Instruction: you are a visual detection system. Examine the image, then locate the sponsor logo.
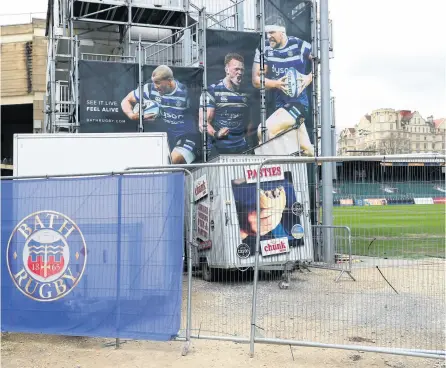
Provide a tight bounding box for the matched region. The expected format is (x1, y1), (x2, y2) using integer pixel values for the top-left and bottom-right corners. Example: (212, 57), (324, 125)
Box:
(220, 96), (228, 102)
(236, 243), (251, 259)
(6, 211), (87, 302)
(161, 111), (184, 120)
(292, 202), (303, 216)
(291, 224), (304, 239)
(272, 65), (290, 77)
(194, 175), (208, 202)
(364, 198), (387, 206)
(340, 198), (354, 206)
(244, 165), (285, 184)
(260, 237), (290, 257)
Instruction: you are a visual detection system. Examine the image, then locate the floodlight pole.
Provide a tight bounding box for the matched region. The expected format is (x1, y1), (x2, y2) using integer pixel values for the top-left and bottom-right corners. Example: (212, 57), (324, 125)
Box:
(320, 0), (334, 263)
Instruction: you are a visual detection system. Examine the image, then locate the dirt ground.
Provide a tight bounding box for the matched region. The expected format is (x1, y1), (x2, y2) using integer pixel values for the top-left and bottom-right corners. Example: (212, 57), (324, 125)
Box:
(2, 259), (444, 368)
(1, 333), (445, 368)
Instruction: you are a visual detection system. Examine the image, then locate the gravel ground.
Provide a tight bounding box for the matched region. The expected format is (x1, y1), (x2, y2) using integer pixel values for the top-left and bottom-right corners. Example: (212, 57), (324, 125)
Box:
(2, 333), (445, 368)
(2, 257), (444, 367)
(183, 257), (445, 352)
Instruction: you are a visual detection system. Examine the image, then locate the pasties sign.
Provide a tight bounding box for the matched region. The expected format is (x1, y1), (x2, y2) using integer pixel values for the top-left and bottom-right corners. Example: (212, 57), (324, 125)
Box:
(244, 165), (285, 184)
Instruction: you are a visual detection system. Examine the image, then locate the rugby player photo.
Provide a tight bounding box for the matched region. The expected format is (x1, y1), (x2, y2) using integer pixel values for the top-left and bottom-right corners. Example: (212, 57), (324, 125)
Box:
(121, 65), (201, 164)
(252, 14), (315, 156)
(199, 53), (254, 157)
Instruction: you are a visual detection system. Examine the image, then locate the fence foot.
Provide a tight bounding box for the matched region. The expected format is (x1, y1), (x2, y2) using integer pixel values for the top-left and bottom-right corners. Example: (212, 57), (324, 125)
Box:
(115, 338), (120, 349)
(334, 270), (356, 282)
(181, 340), (191, 356)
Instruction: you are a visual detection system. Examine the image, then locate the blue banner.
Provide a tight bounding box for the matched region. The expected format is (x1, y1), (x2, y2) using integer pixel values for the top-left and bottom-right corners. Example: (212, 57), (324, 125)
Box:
(1, 173), (185, 341)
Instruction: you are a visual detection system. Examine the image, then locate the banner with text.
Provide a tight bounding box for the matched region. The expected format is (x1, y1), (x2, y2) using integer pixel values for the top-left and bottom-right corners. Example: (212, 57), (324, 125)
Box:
(79, 61), (203, 164)
(231, 169), (305, 257)
(1, 173), (185, 340)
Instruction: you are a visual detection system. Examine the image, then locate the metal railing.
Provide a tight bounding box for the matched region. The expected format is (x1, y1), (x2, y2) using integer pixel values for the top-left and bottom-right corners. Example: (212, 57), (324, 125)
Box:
(143, 22), (200, 66)
(81, 53), (137, 63)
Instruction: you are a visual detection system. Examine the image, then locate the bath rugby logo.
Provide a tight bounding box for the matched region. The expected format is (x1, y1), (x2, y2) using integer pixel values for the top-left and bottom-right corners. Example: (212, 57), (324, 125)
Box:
(6, 210), (87, 302)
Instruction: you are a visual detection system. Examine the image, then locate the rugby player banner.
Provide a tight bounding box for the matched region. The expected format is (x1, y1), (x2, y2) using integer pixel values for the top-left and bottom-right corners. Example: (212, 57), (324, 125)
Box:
(259, 0), (315, 157)
(79, 61), (203, 164)
(1, 173), (185, 341)
(231, 170), (305, 257)
(203, 0), (314, 158)
(203, 30), (261, 158)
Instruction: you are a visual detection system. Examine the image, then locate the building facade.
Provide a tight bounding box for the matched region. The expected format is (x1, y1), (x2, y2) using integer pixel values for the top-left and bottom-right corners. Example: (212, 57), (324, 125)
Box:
(1, 18), (48, 167)
(338, 108), (446, 156)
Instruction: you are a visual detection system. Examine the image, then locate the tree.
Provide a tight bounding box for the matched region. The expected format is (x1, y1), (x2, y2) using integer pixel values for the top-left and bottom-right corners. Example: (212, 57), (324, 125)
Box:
(377, 133), (411, 154)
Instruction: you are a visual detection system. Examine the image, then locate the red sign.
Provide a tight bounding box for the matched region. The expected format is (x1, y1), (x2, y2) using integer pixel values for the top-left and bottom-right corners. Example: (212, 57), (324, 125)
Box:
(195, 202), (210, 241)
(433, 197), (446, 204)
(244, 165), (285, 184)
(193, 174), (208, 202)
(260, 237), (290, 257)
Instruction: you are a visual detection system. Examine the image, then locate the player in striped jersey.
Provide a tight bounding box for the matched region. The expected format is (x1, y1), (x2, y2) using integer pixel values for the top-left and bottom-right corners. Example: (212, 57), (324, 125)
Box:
(121, 65), (200, 164)
(252, 15), (314, 156)
(199, 53), (254, 156)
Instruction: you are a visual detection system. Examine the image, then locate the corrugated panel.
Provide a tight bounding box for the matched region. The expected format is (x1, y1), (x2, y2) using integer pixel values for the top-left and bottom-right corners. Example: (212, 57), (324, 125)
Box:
(186, 155), (314, 270)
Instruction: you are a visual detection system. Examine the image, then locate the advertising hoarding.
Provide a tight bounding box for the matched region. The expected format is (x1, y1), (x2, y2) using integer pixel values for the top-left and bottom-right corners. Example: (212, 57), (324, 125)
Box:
(78, 0), (314, 163)
(79, 61), (203, 164)
(203, 30), (261, 159)
(231, 170), (305, 255)
(257, 0), (314, 156)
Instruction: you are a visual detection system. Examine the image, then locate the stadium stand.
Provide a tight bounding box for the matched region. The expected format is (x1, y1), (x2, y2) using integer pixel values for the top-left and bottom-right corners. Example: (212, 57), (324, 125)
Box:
(333, 181), (445, 206)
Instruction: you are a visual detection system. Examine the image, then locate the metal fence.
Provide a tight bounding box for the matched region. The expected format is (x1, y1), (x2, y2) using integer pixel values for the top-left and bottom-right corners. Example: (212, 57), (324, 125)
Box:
(2, 155), (445, 361)
(123, 154), (446, 360)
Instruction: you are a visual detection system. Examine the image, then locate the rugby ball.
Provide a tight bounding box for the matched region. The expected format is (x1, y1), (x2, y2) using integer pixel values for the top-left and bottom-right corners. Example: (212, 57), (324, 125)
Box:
(284, 67), (303, 98)
(133, 100), (160, 119)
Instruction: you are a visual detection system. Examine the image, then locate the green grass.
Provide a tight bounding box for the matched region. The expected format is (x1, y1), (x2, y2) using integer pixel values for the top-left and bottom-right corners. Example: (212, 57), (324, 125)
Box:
(331, 204), (445, 259)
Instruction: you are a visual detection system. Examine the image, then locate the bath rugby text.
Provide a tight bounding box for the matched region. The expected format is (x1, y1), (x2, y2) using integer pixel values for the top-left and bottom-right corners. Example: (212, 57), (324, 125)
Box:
(12, 214), (80, 300)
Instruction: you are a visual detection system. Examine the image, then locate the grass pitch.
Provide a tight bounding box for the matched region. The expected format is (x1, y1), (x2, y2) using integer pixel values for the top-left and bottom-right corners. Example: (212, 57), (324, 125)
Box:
(332, 204), (445, 258)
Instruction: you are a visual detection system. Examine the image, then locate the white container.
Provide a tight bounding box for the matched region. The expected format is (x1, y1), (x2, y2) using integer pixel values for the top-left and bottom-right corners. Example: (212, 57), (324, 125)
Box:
(186, 155), (313, 276)
(13, 132), (170, 176)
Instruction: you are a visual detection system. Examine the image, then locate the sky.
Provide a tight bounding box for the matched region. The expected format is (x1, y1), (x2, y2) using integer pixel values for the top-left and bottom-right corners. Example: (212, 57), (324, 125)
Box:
(1, 0), (445, 133)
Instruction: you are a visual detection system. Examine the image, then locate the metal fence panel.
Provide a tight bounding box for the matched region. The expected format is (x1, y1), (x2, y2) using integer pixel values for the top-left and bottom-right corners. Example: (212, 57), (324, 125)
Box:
(181, 156), (314, 341)
(252, 156), (445, 358)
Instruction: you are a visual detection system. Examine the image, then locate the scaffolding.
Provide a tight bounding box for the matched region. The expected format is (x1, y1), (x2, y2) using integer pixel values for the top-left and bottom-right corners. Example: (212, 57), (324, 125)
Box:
(44, 0), (334, 260)
(44, 0), (330, 133)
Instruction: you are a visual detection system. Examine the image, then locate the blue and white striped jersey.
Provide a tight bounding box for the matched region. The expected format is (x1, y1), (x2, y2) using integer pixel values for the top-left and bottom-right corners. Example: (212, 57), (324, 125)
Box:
(200, 79), (251, 151)
(254, 36), (312, 108)
(133, 80), (195, 142)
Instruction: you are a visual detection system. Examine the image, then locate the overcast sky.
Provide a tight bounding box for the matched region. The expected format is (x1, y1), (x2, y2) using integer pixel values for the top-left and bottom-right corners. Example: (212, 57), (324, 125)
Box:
(1, 0), (445, 132)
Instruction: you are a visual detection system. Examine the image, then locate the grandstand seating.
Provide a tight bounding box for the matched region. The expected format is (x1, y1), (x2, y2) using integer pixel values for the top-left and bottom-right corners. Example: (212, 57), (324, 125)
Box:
(332, 181), (445, 205)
